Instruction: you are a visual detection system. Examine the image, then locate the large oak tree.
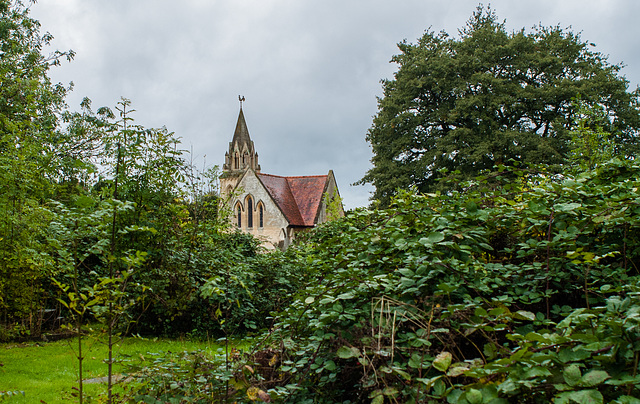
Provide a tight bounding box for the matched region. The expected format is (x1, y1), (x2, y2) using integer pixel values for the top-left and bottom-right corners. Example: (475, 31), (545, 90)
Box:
(360, 6), (640, 205)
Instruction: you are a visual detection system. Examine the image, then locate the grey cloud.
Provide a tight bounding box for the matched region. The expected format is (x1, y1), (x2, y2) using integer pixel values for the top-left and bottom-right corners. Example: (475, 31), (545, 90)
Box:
(31, 0), (640, 209)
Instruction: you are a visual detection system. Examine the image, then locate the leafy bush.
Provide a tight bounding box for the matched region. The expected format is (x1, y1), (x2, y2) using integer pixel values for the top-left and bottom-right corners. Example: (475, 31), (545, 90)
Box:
(208, 159), (640, 403)
(119, 350), (231, 403)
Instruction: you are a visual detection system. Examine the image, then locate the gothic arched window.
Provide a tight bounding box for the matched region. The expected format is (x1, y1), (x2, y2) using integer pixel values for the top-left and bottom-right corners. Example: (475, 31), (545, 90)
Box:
(259, 204), (264, 228)
(236, 204), (242, 228)
(247, 196), (253, 228)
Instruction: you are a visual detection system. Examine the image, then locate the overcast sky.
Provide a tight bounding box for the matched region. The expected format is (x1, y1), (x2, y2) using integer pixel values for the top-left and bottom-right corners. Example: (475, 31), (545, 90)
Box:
(31, 0), (640, 209)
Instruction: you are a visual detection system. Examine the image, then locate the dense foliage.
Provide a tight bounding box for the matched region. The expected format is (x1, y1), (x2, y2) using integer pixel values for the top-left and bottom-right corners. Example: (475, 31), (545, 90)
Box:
(128, 159), (640, 403)
(261, 160), (640, 403)
(0, 0), (298, 344)
(359, 6), (640, 206)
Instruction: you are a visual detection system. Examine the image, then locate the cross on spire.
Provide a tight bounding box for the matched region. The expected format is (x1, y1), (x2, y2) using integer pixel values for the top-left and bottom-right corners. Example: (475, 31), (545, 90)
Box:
(239, 95), (245, 109)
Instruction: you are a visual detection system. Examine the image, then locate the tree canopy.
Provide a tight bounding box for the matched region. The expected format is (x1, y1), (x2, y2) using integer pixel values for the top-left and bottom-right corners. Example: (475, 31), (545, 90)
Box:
(359, 6), (640, 205)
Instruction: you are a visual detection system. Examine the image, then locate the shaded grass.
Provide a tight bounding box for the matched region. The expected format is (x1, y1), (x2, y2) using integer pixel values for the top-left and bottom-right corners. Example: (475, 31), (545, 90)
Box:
(1, 333), (219, 403)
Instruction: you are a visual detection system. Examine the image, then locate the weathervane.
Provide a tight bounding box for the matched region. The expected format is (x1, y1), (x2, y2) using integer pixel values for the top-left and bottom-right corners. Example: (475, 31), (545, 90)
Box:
(239, 95), (245, 108)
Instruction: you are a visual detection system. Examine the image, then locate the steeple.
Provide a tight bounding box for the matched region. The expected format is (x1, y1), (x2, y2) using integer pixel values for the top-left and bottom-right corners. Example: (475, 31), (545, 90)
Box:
(223, 102), (260, 173)
(232, 108), (251, 149)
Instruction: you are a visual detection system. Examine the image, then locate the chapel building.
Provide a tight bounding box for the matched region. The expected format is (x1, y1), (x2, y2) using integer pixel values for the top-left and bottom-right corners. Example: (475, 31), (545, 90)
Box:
(220, 105), (343, 250)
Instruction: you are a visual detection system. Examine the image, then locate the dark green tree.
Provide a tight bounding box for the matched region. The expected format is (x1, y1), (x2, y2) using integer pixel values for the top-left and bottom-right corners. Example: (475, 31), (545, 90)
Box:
(0, 0), (75, 337)
(359, 6), (640, 205)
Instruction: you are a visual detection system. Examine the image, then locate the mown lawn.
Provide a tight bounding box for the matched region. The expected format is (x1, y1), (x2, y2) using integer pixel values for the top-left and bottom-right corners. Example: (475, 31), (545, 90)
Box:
(1, 333), (219, 403)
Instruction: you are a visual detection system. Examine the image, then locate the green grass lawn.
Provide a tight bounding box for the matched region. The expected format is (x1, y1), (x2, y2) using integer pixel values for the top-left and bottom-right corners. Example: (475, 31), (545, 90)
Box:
(1, 333), (220, 403)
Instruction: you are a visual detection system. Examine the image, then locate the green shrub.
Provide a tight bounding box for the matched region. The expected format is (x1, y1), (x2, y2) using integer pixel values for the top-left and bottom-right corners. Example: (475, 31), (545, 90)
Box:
(219, 159), (640, 403)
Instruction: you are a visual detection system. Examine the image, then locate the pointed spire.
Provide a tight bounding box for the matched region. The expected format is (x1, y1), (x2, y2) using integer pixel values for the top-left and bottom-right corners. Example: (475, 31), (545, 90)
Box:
(232, 107), (252, 148)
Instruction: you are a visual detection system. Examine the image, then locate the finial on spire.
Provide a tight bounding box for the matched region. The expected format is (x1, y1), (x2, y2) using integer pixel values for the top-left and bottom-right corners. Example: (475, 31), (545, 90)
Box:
(239, 95), (245, 109)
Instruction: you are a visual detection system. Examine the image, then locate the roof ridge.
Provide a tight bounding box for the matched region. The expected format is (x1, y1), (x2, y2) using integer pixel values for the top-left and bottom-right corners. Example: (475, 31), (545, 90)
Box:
(258, 173), (327, 179)
(257, 172), (285, 178)
(285, 174), (328, 179)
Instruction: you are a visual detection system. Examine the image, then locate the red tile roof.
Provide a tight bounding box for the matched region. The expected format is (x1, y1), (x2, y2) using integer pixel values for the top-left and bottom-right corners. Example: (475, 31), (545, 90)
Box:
(257, 173), (328, 227)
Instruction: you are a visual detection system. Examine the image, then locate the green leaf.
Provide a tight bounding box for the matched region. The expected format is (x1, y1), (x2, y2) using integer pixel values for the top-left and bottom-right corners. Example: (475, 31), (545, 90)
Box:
(558, 348), (591, 363)
(514, 310), (535, 321)
(369, 389), (383, 398)
(336, 346), (360, 359)
(393, 368), (411, 381)
(563, 364), (582, 387)
(304, 296), (315, 304)
(524, 366), (552, 379)
(498, 378), (518, 394)
(615, 396), (640, 404)
(556, 389), (603, 404)
(427, 232), (445, 243)
(466, 201), (478, 213)
(554, 202), (581, 212)
(433, 379), (446, 397)
(337, 291), (355, 300)
(474, 307), (488, 317)
(489, 307), (507, 316)
(447, 363), (469, 377)
(437, 283), (457, 293)
(528, 200), (545, 213)
(382, 386), (398, 396)
(408, 353), (429, 369)
(323, 360), (336, 371)
(466, 388), (483, 404)
(581, 370), (609, 387)
(433, 351), (452, 372)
